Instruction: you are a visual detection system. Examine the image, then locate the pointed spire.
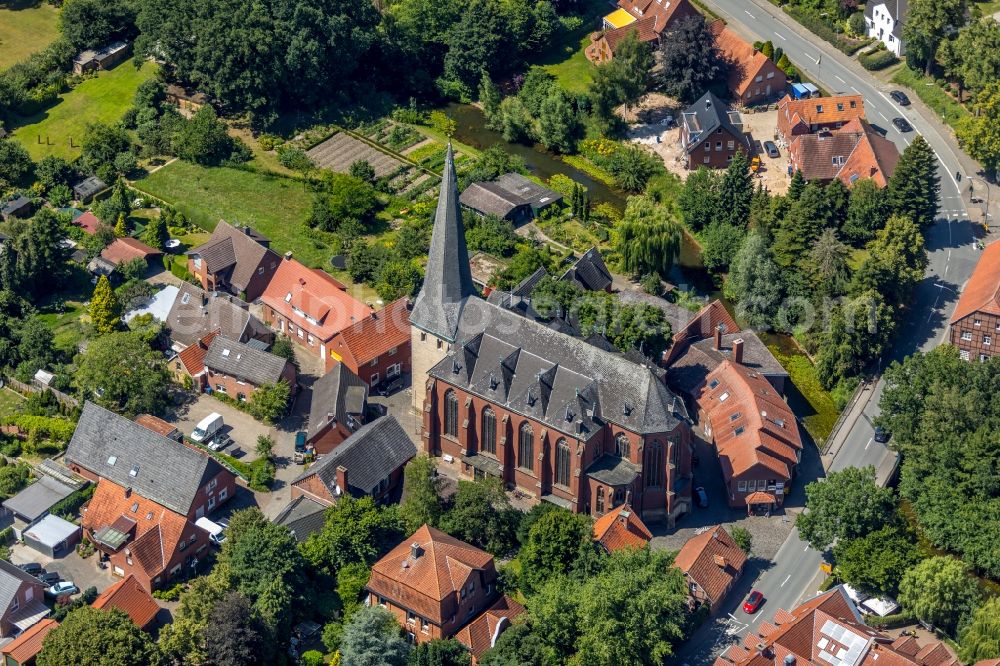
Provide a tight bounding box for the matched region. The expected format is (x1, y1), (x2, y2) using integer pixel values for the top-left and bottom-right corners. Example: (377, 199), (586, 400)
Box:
(410, 143), (477, 341)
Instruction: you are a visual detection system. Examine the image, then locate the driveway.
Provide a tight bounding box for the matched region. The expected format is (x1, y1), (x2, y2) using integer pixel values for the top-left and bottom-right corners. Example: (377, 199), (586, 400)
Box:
(9, 543), (116, 596)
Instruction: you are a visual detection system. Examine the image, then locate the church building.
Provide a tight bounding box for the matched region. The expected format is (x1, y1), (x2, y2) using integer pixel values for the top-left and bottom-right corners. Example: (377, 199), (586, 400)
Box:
(410, 146), (694, 525)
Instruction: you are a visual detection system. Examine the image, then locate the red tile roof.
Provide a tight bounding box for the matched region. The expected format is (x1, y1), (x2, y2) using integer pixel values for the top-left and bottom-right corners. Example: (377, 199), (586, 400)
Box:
(176, 330), (219, 376)
(134, 414), (179, 439)
(709, 20), (786, 99)
(950, 240), (1000, 323)
(673, 526), (747, 605)
(698, 360), (802, 483)
(592, 503), (653, 552)
(92, 574), (160, 629)
(261, 258), (371, 342)
(100, 237), (162, 265)
(76, 211), (102, 235)
(453, 595), (525, 659)
(335, 298), (411, 367)
(788, 120), (899, 188)
(778, 94), (865, 138)
(367, 524), (495, 624)
(0, 617), (58, 663)
(617, 0), (698, 34)
(603, 15), (660, 51)
(82, 477), (194, 583)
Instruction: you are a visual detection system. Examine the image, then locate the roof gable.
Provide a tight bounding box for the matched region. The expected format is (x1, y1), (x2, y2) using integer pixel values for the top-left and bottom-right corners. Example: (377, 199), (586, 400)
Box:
(674, 525), (747, 603)
(204, 335), (288, 386)
(593, 503), (653, 551)
(307, 362), (368, 440)
(260, 259), (370, 341)
(336, 298), (411, 367)
(952, 240), (1000, 322)
(91, 574), (160, 628)
(189, 221), (277, 291)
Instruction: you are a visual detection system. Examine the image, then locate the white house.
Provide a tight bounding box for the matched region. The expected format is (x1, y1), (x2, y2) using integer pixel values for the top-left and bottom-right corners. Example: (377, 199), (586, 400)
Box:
(865, 0), (907, 56)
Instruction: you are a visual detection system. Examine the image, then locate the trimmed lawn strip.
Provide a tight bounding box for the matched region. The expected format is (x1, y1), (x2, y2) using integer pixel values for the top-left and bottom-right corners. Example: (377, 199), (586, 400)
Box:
(560, 154), (616, 187)
(890, 66), (971, 133)
(0, 3), (60, 70)
(767, 343), (839, 444)
(0, 388), (26, 418)
(534, 0), (605, 93)
(11, 62), (158, 161)
(134, 160), (332, 267)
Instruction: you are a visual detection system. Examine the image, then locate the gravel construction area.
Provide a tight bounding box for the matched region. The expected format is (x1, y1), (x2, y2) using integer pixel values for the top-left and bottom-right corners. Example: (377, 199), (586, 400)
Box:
(307, 133), (406, 177)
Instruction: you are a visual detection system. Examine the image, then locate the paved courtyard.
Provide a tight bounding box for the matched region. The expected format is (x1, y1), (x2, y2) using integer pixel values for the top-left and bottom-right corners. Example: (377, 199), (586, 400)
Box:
(9, 543), (116, 596)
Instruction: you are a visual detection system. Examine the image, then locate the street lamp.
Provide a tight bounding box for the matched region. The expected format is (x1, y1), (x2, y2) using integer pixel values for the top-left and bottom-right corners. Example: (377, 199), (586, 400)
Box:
(970, 177), (993, 231)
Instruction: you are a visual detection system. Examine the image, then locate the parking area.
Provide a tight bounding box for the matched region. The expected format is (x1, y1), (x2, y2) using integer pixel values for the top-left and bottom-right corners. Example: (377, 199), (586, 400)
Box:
(739, 108), (790, 194)
(9, 542), (116, 596)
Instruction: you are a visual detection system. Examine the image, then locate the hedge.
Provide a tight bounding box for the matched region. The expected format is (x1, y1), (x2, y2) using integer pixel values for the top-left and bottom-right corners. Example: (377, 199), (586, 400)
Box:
(860, 49), (899, 71)
(785, 6), (871, 56)
(51, 484), (96, 521)
(863, 612), (915, 629)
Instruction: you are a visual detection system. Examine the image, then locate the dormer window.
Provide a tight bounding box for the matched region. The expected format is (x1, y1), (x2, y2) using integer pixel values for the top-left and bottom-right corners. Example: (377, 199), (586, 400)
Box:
(284, 292), (292, 302)
(130, 464), (140, 477)
(130, 502), (139, 513)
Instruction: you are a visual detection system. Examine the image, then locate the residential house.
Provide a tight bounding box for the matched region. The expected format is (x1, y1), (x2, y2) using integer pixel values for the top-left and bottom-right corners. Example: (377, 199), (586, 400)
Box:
(272, 495), (328, 544)
(586, 0), (700, 63)
(290, 415), (416, 507)
(186, 221), (280, 302)
(673, 525), (746, 614)
(72, 176), (107, 203)
(260, 257), (371, 373)
(714, 586), (959, 666)
(695, 360), (803, 509)
(948, 239), (1000, 361)
(680, 92), (751, 170)
(329, 298), (411, 389)
(667, 323), (789, 396)
(72, 41), (129, 75)
(709, 20), (787, 106)
(305, 361), (369, 454)
(98, 237), (161, 273)
(664, 299), (740, 366)
(593, 503), (653, 553)
(413, 146), (694, 525)
(0, 197), (32, 222)
(453, 596), (525, 665)
(199, 335), (297, 399)
(560, 247), (613, 293)
(865, 0), (907, 56)
(165, 282), (271, 351)
(367, 525), (520, 650)
(788, 118), (899, 188)
(776, 94), (866, 143)
(0, 618), (57, 666)
(91, 575), (160, 630)
(67, 402), (237, 590)
(0, 560), (47, 639)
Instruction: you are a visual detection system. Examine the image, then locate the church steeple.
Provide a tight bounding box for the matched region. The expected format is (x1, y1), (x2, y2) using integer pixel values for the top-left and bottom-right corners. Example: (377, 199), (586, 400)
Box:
(410, 143), (476, 342)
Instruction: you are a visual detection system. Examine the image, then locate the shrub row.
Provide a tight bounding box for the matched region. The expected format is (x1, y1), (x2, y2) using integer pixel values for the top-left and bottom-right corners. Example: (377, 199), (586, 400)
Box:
(863, 612), (916, 629)
(785, 6), (871, 56)
(860, 49), (899, 71)
(51, 484), (96, 521)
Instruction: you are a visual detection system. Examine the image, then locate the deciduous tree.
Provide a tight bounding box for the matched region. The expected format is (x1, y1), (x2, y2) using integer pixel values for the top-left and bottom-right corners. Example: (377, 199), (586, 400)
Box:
(724, 231), (783, 330)
(400, 455), (445, 532)
(957, 81), (1000, 175)
(74, 330), (170, 416)
(832, 525), (921, 597)
(205, 592), (267, 666)
(38, 607), (162, 666)
(615, 195), (681, 277)
(519, 509), (600, 593)
(899, 556), (980, 635)
(441, 478), (521, 556)
(658, 16), (725, 103)
(796, 466), (895, 551)
(902, 0), (968, 75)
(302, 496), (406, 576)
(340, 606), (410, 666)
(677, 167), (719, 232)
(841, 178), (886, 243)
(0, 139), (32, 185)
(959, 597), (1000, 663)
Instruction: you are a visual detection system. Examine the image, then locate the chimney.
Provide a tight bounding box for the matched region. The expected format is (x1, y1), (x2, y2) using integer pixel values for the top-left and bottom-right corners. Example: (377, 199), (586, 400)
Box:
(284, 251), (293, 260)
(714, 324), (723, 350)
(242, 225), (251, 236)
(733, 338), (744, 365)
(619, 509), (631, 526)
(335, 465), (348, 495)
(410, 542), (422, 559)
(705, 97), (712, 109)
(714, 554), (727, 568)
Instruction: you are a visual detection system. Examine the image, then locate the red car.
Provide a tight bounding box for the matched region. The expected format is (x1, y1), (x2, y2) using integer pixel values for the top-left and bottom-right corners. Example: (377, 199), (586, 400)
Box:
(743, 590), (764, 614)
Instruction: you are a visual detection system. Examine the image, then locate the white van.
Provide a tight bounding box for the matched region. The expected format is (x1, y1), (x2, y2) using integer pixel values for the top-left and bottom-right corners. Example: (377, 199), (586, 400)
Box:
(191, 413), (223, 443)
(195, 517), (226, 546)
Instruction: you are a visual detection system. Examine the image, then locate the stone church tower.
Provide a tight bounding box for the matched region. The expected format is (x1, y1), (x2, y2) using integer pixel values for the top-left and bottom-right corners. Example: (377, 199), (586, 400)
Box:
(409, 144), (477, 414)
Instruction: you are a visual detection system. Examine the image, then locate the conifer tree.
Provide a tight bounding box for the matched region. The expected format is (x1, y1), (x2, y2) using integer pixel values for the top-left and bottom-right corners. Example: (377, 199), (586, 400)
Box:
(89, 275), (120, 336)
(113, 213), (127, 238)
(718, 151), (754, 228)
(887, 135), (940, 229)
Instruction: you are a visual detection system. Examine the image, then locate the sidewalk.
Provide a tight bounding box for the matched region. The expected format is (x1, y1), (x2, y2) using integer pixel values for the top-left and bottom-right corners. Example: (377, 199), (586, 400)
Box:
(820, 381), (875, 471)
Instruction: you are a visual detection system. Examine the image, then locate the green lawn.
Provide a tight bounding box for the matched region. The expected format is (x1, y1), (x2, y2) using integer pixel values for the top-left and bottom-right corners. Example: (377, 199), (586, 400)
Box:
(972, 0), (1000, 17)
(11, 61), (158, 161)
(890, 66), (971, 134)
(134, 160), (334, 267)
(0, 2), (60, 70)
(0, 388), (25, 419)
(766, 339), (840, 445)
(36, 265), (94, 353)
(538, 30), (597, 94)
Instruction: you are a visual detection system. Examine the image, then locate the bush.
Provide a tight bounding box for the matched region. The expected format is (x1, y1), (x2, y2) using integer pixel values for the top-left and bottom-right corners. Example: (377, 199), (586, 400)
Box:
(258, 135), (282, 151)
(249, 458), (275, 491)
(51, 485), (96, 520)
(0, 527), (13, 547)
(859, 49), (899, 71)
(300, 651), (325, 666)
(863, 612), (915, 629)
(152, 582), (185, 601)
(785, 6), (870, 55)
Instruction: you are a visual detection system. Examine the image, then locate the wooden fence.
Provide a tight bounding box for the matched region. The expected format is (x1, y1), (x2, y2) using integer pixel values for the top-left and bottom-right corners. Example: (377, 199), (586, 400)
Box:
(2, 376), (80, 409)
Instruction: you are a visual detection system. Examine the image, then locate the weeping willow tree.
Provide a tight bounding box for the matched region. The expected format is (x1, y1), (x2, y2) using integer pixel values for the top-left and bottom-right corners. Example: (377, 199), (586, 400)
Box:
(614, 194), (682, 277)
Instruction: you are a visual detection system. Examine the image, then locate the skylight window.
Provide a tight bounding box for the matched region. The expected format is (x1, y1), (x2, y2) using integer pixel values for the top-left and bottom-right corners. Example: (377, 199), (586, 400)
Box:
(719, 391), (730, 402)
(708, 379), (720, 389)
(285, 292), (292, 303)
(222, 349), (231, 357)
(129, 465), (140, 477)
(107, 456), (117, 466)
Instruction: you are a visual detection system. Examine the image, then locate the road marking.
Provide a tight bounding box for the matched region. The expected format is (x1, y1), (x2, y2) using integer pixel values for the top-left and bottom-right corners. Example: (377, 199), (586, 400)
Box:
(804, 545), (809, 551)
(934, 151), (961, 190)
(775, 32), (786, 40)
(781, 575), (791, 587)
(745, 9), (756, 18)
(851, 86), (861, 93)
(877, 110), (888, 120)
(865, 437), (872, 450)
(805, 53), (819, 63)
(834, 75), (846, 84)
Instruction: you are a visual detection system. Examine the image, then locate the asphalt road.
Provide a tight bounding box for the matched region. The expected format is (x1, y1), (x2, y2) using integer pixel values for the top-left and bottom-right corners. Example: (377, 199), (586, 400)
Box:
(673, 1), (984, 662)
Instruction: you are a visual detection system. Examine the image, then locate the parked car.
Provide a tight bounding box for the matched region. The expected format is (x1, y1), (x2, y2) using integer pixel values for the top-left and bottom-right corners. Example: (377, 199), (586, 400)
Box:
(890, 90), (911, 106)
(763, 141), (780, 158)
(196, 516), (227, 546)
(377, 375), (406, 397)
(16, 563), (43, 576)
(873, 426), (891, 444)
(191, 412), (224, 443)
(695, 486), (709, 508)
(38, 571), (61, 586)
(743, 590), (764, 614)
(208, 433), (232, 452)
(46, 581), (79, 598)
(892, 117), (913, 133)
